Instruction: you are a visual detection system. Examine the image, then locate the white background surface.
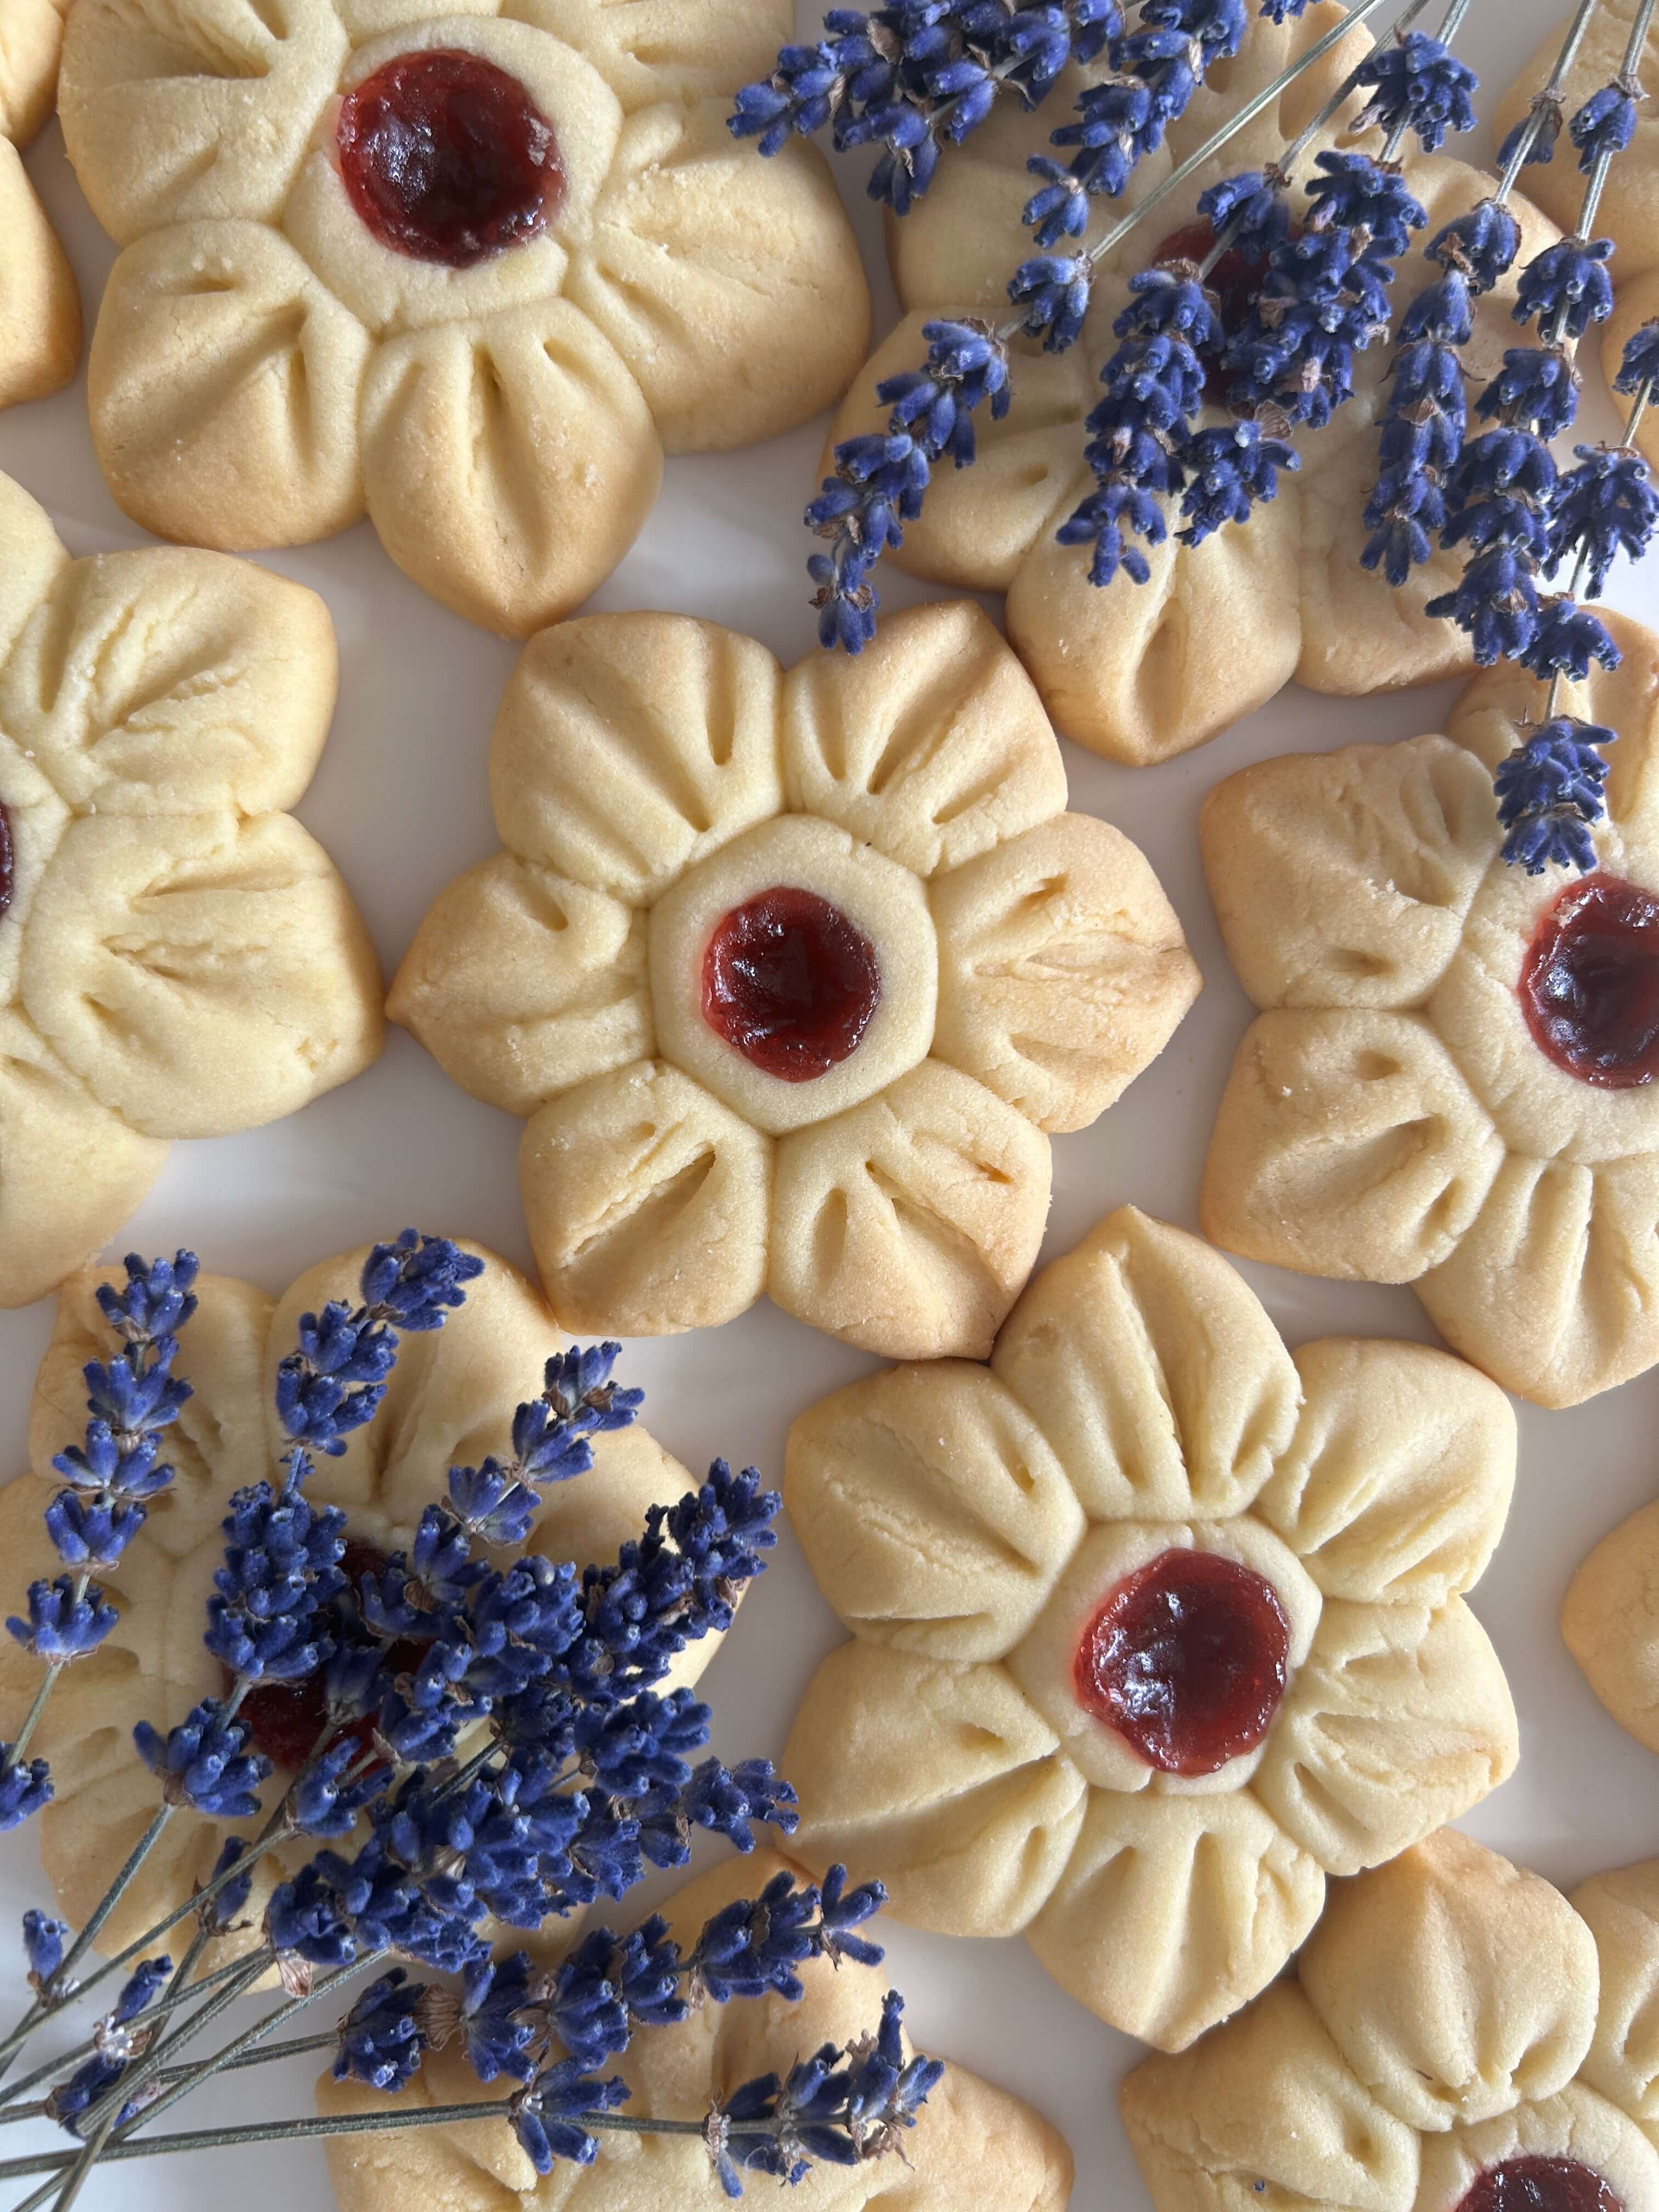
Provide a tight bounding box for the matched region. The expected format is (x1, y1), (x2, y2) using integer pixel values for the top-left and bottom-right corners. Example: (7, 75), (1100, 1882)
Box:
(1, 2), (1654, 2204)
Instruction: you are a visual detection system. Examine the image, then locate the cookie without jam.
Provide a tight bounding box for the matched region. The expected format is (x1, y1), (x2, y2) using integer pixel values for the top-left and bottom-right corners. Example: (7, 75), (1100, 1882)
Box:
(0, 0), (80, 408)
(1200, 605), (1659, 1408)
(55, 0), (870, 636)
(389, 600), (1203, 1358)
(0, 470), (383, 1308)
(318, 1849), (1075, 2212)
(0, 1243), (717, 1967)
(823, 4), (1560, 766)
(1122, 1830), (1659, 2212)
(778, 1205), (1519, 2051)
(1496, 1), (1659, 479)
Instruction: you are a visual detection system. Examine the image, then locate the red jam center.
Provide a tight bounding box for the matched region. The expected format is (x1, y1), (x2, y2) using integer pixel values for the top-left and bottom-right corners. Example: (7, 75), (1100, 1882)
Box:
(1455, 2159), (1623, 2212)
(1156, 219), (1270, 402)
(336, 48), (562, 268)
(701, 886), (881, 1082)
(1074, 1549), (1291, 1777)
(1519, 871), (1659, 1088)
(236, 1541), (415, 1771)
(0, 805), (12, 921)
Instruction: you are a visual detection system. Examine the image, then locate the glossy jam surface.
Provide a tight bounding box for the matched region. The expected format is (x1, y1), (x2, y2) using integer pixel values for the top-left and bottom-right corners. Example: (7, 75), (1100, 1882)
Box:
(1155, 219), (1269, 401)
(702, 887), (881, 1082)
(1520, 871), (1659, 1088)
(1455, 2158), (1623, 2212)
(336, 49), (562, 268)
(0, 806), (12, 921)
(1074, 1548), (1291, 1776)
(237, 1541), (408, 1771)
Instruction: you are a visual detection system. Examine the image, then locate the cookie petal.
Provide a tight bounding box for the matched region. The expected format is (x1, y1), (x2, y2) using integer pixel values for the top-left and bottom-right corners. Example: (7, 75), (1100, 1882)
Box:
(0, 1007), (167, 1310)
(1005, 464), (1305, 768)
(359, 299), (662, 637)
(389, 854), (653, 1119)
(60, 0), (346, 242)
(931, 811), (1200, 1132)
(1256, 1339), (1516, 1607)
(785, 1360), (1085, 1662)
(991, 1206), (1300, 1524)
(88, 223), (370, 550)
(1254, 1597), (1517, 1879)
(1416, 1150), (1659, 1409)
(1025, 1788), (1325, 2051)
(521, 1060), (772, 1335)
(1201, 1009), (1505, 1283)
(490, 611), (783, 902)
(0, 0), (67, 144)
(568, 99), (868, 453)
(30, 1265), (273, 1555)
(1572, 1859), (1659, 2136)
(1201, 735), (1499, 1015)
(0, 471), (67, 666)
(21, 811), (384, 1138)
(0, 545), (338, 814)
(825, 316), (1091, 592)
(781, 600), (1067, 879)
(785, 1641), (1086, 1937)
(0, 145), (79, 411)
(768, 1060), (1051, 1362)
(1305, 1831), (1596, 2136)
(1562, 1501), (1659, 1756)
(506, 0), (783, 111)
(1120, 1981), (1418, 2212)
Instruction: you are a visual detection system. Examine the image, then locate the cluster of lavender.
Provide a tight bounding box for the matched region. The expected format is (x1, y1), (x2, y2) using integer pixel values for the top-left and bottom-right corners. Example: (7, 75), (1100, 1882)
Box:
(0, 1239), (937, 2202)
(738, 0), (1659, 877)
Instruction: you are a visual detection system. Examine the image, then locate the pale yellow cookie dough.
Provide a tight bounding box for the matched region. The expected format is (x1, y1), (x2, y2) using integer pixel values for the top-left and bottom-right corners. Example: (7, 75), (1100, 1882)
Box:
(1122, 1832), (1659, 2212)
(59, 0), (870, 634)
(319, 1848), (1075, 2212)
(780, 1205), (1517, 2051)
(0, 0), (80, 407)
(1202, 606), (1659, 1408)
(0, 469), (382, 1307)
(392, 600), (1201, 1357)
(0, 1242), (721, 1966)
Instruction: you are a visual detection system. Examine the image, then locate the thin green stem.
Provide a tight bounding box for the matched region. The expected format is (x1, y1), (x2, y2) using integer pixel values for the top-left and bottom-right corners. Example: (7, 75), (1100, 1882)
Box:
(0, 1958), (260, 2115)
(0, 2030), (340, 2128)
(8, 1662), (65, 1771)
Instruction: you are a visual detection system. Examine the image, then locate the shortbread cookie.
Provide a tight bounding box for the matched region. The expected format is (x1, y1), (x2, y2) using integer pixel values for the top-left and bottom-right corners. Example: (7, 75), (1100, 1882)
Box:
(1562, 1502), (1659, 1758)
(391, 600), (1201, 1357)
(780, 1204), (1517, 2051)
(1122, 1829), (1659, 2212)
(57, 0), (868, 635)
(826, 7), (1557, 766)
(1201, 607), (1659, 1409)
(0, 0), (81, 407)
(0, 471), (382, 1308)
(1496, 1), (1659, 475)
(0, 1242), (722, 1966)
(319, 1847), (1074, 2212)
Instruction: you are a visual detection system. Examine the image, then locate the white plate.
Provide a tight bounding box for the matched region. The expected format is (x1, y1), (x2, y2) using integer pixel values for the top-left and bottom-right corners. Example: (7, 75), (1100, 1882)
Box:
(3, 4), (1655, 2203)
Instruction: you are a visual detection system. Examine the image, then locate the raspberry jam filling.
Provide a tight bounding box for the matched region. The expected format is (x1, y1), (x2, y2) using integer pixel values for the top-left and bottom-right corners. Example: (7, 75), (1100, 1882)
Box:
(0, 805), (12, 921)
(1155, 219), (1270, 403)
(1519, 871), (1659, 1088)
(702, 887), (881, 1082)
(1074, 1548), (1291, 1777)
(1455, 2158), (1623, 2212)
(336, 48), (563, 268)
(236, 1541), (417, 1771)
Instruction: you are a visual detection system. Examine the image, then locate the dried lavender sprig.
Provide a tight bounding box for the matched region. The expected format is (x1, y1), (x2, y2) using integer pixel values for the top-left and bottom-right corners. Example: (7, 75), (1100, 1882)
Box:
(1494, 0), (1605, 199)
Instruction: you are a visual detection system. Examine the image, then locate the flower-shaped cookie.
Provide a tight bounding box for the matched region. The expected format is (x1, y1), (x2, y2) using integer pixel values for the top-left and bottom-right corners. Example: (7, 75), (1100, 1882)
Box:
(0, 471), (382, 1310)
(1202, 608), (1659, 1409)
(319, 1848), (1074, 2212)
(391, 600), (1200, 1358)
(0, 0), (79, 407)
(1122, 1829), (1659, 2212)
(780, 1205), (1517, 2052)
(57, 0), (870, 636)
(825, 10), (1556, 766)
(1560, 1498), (1659, 1760)
(0, 1241), (721, 1961)
(1497, 0), (1659, 475)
